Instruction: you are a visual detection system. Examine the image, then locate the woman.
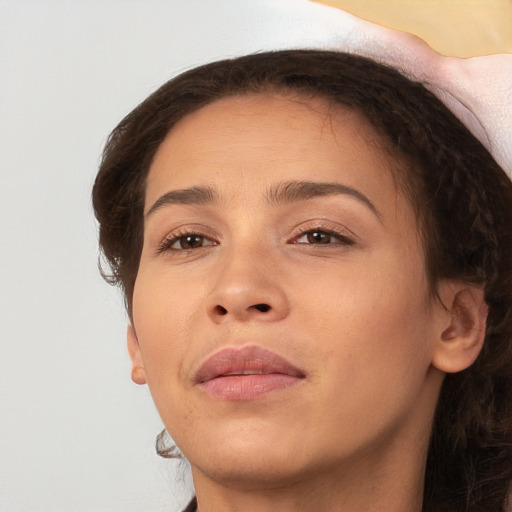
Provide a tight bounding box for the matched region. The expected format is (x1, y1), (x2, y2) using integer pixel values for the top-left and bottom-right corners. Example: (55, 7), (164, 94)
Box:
(93, 50), (512, 511)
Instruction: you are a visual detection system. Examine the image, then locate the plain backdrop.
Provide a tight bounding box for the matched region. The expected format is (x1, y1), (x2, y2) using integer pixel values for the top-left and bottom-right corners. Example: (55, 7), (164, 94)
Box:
(0, 1), (356, 510)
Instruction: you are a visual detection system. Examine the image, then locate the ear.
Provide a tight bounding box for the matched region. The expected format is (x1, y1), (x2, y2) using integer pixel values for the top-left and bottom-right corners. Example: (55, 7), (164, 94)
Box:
(127, 324), (147, 385)
(431, 282), (488, 374)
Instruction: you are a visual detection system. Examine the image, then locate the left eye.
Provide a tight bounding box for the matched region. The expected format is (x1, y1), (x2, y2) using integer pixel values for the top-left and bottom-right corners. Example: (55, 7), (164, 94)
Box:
(293, 230), (353, 245)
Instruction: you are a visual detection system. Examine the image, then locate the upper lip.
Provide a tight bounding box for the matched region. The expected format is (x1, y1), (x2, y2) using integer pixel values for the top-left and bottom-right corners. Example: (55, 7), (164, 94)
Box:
(194, 345), (306, 384)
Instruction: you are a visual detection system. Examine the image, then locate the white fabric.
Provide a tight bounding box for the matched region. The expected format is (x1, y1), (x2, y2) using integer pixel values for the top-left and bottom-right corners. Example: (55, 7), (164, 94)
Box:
(277, 0), (512, 176)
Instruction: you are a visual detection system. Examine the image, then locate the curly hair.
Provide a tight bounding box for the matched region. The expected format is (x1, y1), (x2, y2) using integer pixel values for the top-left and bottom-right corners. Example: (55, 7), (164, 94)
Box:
(92, 50), (512, 511)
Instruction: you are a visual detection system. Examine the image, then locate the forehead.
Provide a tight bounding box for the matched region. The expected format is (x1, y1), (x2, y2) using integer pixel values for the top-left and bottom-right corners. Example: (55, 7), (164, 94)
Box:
(146, 93), (405, 218)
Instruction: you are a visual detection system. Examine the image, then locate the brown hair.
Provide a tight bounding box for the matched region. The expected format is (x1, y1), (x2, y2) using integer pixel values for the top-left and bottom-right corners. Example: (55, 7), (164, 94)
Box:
(92, 50), (512, 511)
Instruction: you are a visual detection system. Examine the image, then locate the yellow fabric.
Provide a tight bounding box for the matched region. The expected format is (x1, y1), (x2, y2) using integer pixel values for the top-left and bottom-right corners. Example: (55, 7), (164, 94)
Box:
(312, 0), (512, 57)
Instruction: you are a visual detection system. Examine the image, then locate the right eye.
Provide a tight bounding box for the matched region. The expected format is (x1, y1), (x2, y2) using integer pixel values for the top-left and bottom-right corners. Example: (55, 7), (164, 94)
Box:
(158, 232), (217, 252)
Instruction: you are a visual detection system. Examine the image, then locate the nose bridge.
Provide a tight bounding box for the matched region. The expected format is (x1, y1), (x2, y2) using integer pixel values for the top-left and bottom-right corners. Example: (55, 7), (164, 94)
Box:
(207, 241), (289, 323)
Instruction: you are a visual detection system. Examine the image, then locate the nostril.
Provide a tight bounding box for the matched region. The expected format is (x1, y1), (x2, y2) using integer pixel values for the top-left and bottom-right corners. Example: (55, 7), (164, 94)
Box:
(215, 305), (228, 315)
(254, 303), (271, 312)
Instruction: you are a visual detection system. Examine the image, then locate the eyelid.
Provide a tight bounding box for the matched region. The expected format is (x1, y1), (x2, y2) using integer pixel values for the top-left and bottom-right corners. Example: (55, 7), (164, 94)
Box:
(156, 225), (219, 254)
(153, 220), (357, 254)
(288, 220), (357, 246)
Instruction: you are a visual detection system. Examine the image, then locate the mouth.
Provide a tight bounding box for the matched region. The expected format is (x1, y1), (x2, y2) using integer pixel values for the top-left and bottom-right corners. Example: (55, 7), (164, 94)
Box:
(195, 345), (306, 400)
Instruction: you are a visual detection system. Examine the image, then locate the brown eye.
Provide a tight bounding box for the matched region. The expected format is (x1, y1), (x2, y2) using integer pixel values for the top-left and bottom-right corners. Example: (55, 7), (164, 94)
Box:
(306, 231), (331, 244)
(160, 232), (217, 252)
(178, 234), (205, 249)
(293, 229), (355, 246)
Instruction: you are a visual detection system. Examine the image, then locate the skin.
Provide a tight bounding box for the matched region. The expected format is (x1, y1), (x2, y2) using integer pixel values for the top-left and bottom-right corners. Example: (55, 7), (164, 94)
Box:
(128, 94), (487, 512)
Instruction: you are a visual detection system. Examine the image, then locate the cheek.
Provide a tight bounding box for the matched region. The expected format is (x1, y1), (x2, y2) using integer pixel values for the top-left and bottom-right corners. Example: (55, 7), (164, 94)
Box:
(131, 274), (206, 432)
(291, 264), (435, 449)
(131, 268), (206, 388)
(296, 246), (434, 383)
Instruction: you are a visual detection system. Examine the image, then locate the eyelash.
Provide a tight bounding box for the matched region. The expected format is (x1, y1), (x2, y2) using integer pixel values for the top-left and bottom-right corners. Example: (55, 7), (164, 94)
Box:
(291, 228), (355, 247)
(157, 224), (355, 254)
(157, 229), (218, 253)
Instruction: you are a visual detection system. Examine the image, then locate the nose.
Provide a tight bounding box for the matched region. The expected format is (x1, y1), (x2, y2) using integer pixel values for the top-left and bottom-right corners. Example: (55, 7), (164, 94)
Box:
(206, 246), (289, 324)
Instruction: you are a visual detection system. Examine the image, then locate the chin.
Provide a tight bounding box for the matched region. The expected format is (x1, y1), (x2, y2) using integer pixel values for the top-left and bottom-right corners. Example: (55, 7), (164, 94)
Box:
(179, 418), (319, 488)
(192, 447), (315, 491)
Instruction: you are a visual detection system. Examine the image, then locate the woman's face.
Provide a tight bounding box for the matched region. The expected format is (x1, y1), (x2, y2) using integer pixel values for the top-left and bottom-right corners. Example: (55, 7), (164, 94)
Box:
(130, 94), (446, 488)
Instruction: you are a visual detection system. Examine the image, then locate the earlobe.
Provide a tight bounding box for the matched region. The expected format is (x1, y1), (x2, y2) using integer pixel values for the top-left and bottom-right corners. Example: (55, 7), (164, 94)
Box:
(127, 324), (147, 385)
(432, 283), (488, 374)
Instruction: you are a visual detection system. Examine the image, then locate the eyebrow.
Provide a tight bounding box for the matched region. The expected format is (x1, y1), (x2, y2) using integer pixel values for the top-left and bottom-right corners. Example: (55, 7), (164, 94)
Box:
(146, 180), (381, 220)
(266, 180), (381, 219)
(146, 186), (218, 216)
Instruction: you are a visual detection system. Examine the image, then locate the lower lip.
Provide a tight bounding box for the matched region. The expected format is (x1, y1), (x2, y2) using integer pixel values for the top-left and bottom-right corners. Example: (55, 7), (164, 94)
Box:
(201, 374), (303, 400)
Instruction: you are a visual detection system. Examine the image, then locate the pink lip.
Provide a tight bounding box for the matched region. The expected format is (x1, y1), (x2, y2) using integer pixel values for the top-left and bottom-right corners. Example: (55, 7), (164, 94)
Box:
(195, 345), (306, 400)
